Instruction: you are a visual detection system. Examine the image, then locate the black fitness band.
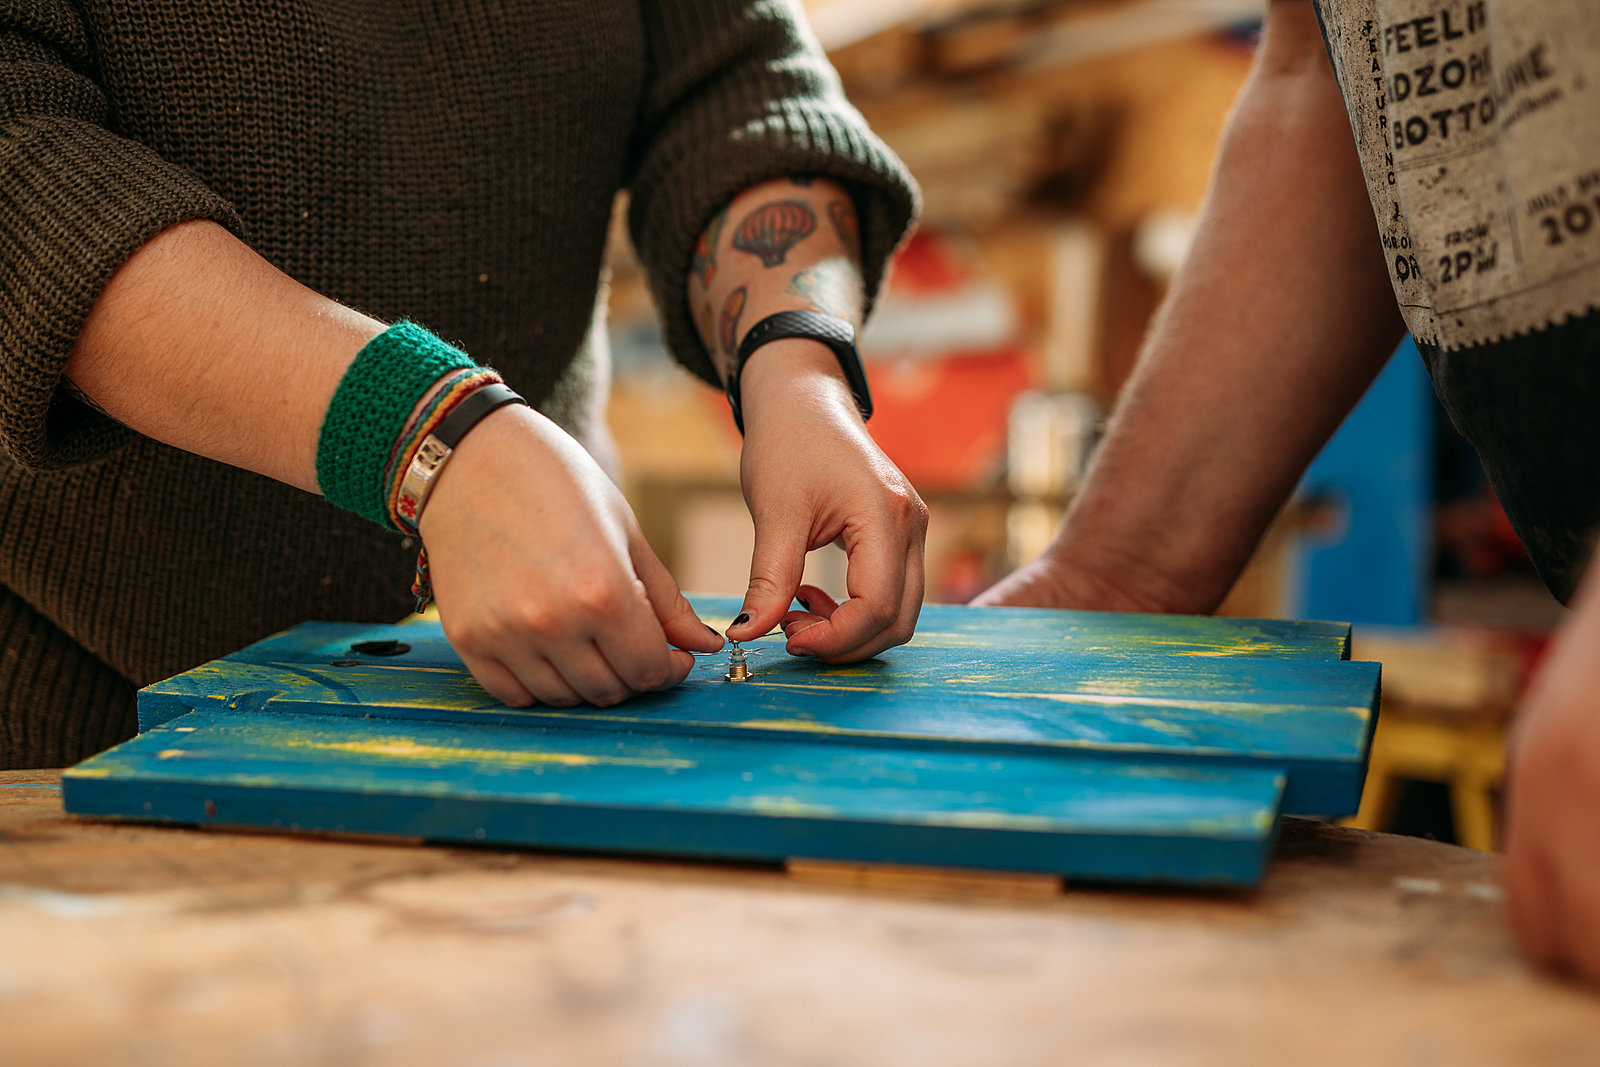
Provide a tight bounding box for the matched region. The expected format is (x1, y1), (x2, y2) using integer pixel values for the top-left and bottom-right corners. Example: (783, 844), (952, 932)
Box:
(431, 382), (527, 448)
(726, 311), (873, 434)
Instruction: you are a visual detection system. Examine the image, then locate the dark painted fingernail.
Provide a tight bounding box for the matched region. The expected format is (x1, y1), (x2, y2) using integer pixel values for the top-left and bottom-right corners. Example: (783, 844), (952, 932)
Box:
(706, 624), (722, 638)
(797, 596), (810, 611)
(793, 649), (813, 657)
(733, 612), (750, 626)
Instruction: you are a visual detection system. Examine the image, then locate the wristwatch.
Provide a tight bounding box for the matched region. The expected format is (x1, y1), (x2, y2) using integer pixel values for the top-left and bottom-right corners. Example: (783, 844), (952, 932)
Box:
(726, 311), (874, 434)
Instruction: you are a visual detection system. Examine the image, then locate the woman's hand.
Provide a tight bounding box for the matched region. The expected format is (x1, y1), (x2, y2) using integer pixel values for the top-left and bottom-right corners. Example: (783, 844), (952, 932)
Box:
(418, 404), (723, 707)
(724, 340), (926, 661)
(683, 175), (926, 659)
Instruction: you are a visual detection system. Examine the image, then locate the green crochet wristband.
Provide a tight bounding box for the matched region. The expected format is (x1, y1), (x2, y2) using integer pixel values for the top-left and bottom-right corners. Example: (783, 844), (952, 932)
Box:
(316, 322), (478, 528)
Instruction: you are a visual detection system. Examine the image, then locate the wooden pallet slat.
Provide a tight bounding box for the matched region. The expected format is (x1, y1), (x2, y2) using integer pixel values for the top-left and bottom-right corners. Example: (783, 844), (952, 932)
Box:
(136, 600), (1378, 815)
(64, 708), (1285, 887)
(67, 600), (1380, 887)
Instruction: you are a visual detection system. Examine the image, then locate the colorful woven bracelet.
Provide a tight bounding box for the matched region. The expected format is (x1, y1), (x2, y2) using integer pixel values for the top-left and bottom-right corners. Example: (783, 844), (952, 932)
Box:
(315, 322), (477, 528)
(381, 365), (486, 490)
(384, 369), (505, 531)
(381, 366), (501, 523)
(392, 381), (530, 612)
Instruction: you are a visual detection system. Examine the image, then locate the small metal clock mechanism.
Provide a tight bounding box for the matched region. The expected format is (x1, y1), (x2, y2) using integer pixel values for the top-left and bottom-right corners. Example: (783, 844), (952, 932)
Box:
(693, 628), (780, 683)
(722, 640), (762, 682)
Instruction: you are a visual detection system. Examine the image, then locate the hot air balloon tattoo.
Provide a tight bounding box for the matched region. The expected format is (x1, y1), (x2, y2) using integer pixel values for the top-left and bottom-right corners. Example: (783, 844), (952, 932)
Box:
(720, 286), (747, 356)
(691, 207), (727, 288)
(827, 199), (859, 252)
(732, 200), (816, 268)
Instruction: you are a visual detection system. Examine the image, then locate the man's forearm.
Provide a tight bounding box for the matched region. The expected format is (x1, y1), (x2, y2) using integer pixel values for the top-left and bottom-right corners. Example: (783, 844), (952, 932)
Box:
(1042, 1), (1405, 613)
(65, 220), (384, 493)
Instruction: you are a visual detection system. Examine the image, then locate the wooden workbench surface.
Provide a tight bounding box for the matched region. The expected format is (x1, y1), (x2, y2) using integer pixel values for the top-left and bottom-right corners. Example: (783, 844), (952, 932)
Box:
(3, 769), (1596, 1065)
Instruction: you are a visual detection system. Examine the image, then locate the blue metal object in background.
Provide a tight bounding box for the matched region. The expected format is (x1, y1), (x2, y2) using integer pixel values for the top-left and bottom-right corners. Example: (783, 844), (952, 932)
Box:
(1290, 338), (1434, 626)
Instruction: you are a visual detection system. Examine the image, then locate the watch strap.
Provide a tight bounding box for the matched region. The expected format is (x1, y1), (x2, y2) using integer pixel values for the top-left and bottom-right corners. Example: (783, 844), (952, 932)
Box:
(726, 311), (873, 434)
(432, 382), (525, 448)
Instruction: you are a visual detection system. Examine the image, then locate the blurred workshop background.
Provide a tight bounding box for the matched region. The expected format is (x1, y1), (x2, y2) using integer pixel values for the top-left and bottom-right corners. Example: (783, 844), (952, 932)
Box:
(602, 0), (1557, 850)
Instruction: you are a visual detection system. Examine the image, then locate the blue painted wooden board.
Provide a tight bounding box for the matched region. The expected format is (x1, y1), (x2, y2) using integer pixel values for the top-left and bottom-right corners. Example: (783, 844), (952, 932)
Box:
(63, 708), (1285, 886)
(133, 599), (1379, 815)
(65, 599), (1377, 886)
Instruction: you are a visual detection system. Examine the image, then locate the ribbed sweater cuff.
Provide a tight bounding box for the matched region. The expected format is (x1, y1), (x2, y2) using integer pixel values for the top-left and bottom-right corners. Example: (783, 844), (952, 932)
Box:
(0, 116), (241, 471)
(630, 103), (919, 388)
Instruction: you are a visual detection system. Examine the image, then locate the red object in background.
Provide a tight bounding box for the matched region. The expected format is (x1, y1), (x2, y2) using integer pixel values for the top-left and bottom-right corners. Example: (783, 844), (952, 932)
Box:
(860, 231), (1035, 491)
(1511, 629), (1555, 694)
(701, 346), (1036, 493)
(866, 348), (1034, 492)
(883, 231), (972, 294)
(938, 547), (991, 605)
(1435, 480), (1535, 579)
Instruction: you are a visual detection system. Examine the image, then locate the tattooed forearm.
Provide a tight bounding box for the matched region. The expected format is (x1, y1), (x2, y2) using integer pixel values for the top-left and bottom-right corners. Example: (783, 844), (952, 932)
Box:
(785, 263), (862, 322)
(719, 286), (747, 357)
(687, 176), (865, 386)
(826, 199), (859, 255)
(691, 205), (727, 288)
(732, 200), (817, 268)
(699, 301), (716, 351)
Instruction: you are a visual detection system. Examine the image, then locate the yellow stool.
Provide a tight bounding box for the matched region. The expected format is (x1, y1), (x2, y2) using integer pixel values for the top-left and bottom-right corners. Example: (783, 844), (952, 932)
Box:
(1342, 628), (1522, 852)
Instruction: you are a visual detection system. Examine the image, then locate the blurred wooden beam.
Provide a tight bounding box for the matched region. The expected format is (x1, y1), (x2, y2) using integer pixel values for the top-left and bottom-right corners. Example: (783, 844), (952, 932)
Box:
(810, 0), (1264, 66)
(806, 0), (997, 52)
(1016, 0), (1265, 73)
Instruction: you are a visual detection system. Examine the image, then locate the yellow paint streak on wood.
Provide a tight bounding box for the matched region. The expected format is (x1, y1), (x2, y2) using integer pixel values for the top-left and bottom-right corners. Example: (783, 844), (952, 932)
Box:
(1129, 718), (1198, 741)
(1178, 645), (1309, 658)
(748, 682), (1369, 721)
(736, 795), (839, 817)
(734, 794), (1146, 834)
(349, 695), (496, 711)
(896, 635), (1006, 650)
(754, 681), (894, 695)
(901, 634), (1319, 656)
(970, 690), (1372, 718)
(737, 719), (844, 733)
(283, 737), (696, 770)
(328, 665), (467, 675)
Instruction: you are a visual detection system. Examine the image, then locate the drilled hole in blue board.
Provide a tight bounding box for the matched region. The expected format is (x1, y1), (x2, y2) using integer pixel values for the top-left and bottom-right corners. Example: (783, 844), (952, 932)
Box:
(350, 640), (410, 656)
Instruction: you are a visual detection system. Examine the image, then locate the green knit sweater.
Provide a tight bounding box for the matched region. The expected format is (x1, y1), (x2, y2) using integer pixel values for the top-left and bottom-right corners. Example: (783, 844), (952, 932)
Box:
(0, 0), (918, 767)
